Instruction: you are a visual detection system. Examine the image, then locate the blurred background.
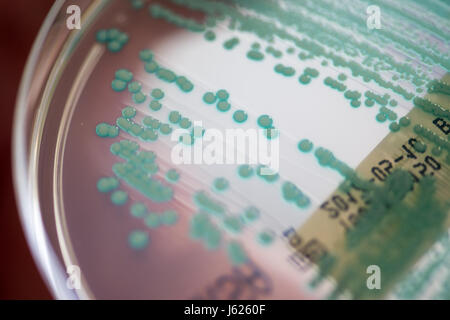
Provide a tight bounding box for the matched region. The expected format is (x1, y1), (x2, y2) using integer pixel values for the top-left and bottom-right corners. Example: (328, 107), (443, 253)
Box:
(0, 0), (55, 299)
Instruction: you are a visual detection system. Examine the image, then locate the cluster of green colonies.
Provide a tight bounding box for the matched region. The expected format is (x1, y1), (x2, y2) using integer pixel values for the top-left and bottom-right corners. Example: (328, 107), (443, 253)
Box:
(170, 110), (200, 146)
(237, 164), (254, 178)
(413, 97), (450, 119)
(223, 37), (239, 50)
(343, 90), (362, 108)
(116, 113), (160, 142)
(297, 139), (313, 153)
(143, 115), (173, 135)
(319, 171), (447, 299)
(413, 124), (450, 153)
(149, 4), (205, 32)
(204, 30), (216, 41)
(190, 190), (270, 255)
(128, 230), (149, 250)
(377, 106), (398, 124)
(140, 48), (194, 93)
(156, 68), (177, 84)
(298, 67), (319, 85)
(169, 110), (195, 143)
(192, 185), (262, 250)
(165, 168), (180, 183)
(130, 0), (144, 10)
(256, 165), (279, 183)
(392, 233), (450, 300)
(111, 140), (154, 163)
(427, 79), (450, 95)
(95, 122), (119, 138)
(131, 205), (177, 229)
(97, 180), (127, 205)
(193, 191), (225, 216)
(274, 63), (295, 77)
(372, 6), (447, 67)
(171, 0), (428, 100)
(190, 212), (223, 250)
(168, 110), (191, 129)
(125, 80), (146, 104)
(142, 115), (159, 130)
(97, 177), (119, 193)
(266, 46), (283, 58)
(97, 175), (127, 206)
(213, 177), (229, 192)
(304, 141), (448, 297)
(110, 140), (174, 203)
(111, 69), (133, 92)
(309, 144), (373, 191)
(215, 89), (231, 112)
(247, 48), (264, 61)
(323, 76), (347, 92)
(281, 181), (310, 208)
(364, 91), (390, 108)
(96, 28), (129, 53)
(175, 76), (194, 93)
(203, 89), (248, 124)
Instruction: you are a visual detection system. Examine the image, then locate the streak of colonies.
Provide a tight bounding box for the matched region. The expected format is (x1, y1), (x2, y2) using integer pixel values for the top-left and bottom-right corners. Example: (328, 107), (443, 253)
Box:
(94, 0), (449, 272)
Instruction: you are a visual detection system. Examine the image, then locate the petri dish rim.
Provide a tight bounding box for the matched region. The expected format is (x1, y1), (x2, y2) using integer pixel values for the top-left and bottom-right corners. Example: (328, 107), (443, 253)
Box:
(12, 0), (105, 299)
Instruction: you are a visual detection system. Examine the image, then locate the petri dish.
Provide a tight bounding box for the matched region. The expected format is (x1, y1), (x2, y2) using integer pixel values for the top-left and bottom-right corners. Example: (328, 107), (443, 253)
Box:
(13, 0), (450, 299)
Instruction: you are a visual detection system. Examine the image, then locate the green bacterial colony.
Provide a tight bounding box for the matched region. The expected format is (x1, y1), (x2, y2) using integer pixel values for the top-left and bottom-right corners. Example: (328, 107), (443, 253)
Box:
(96, 28), (129, 53)
(91, 0), (449, 289)
(202, 88), (279, 140)
(140, 48), (194, 93)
